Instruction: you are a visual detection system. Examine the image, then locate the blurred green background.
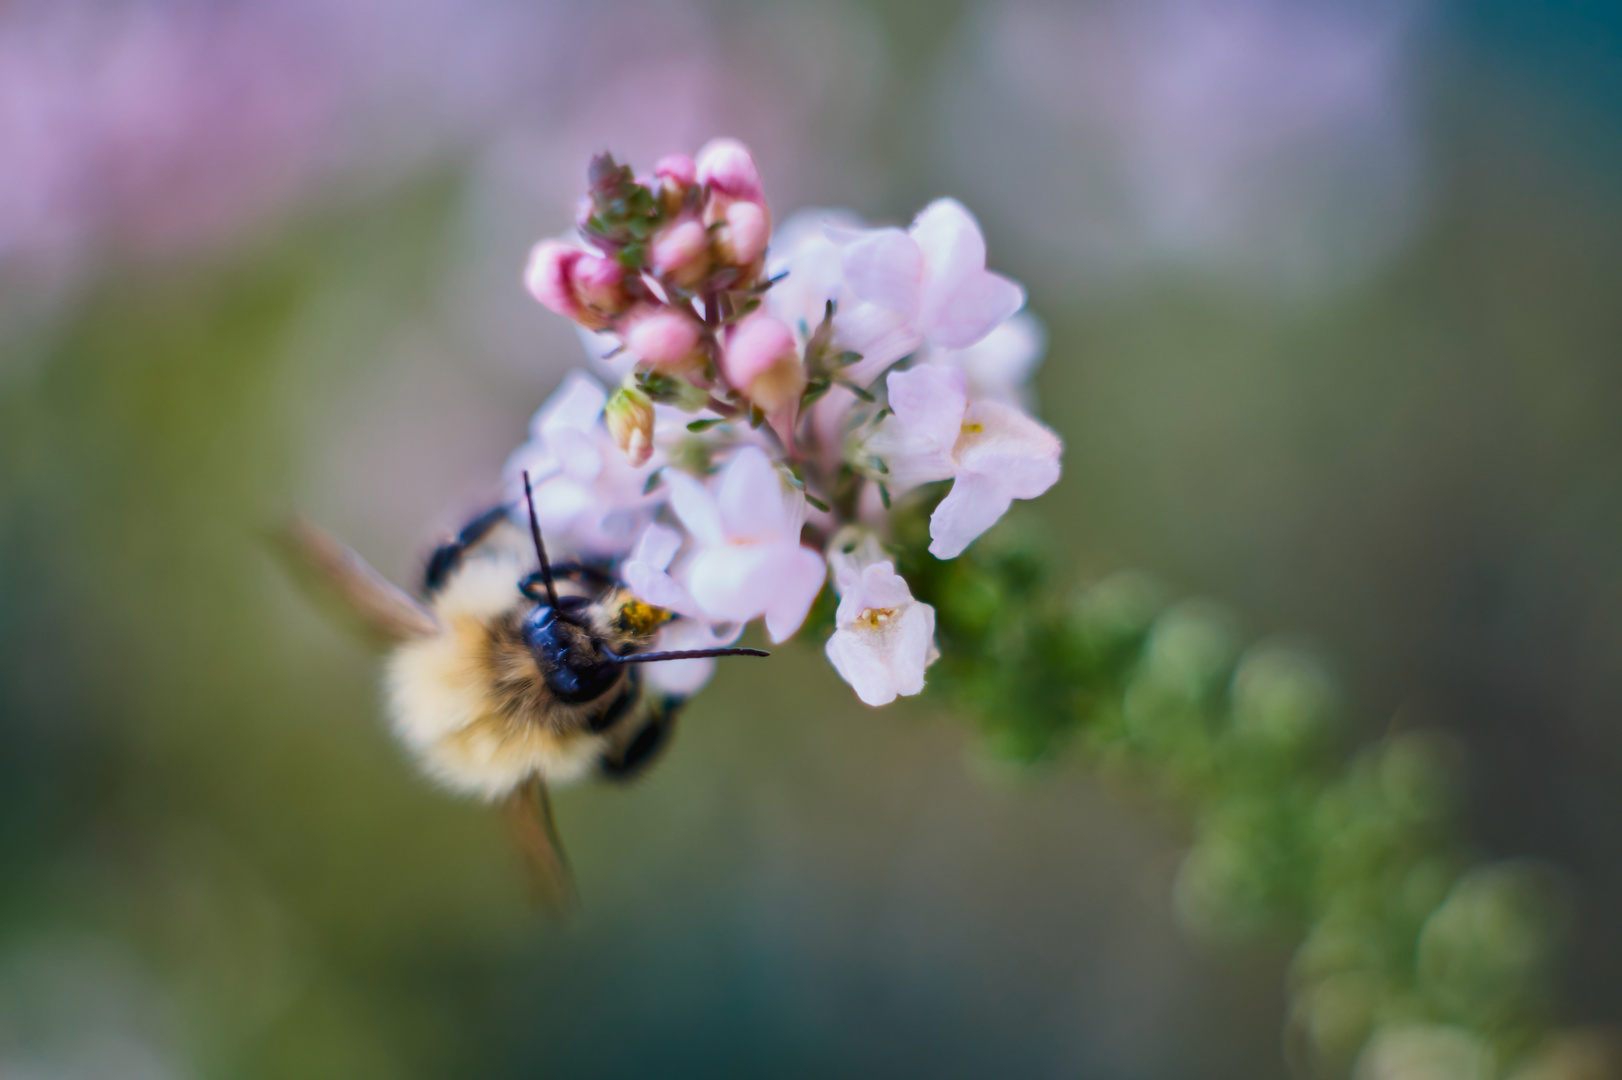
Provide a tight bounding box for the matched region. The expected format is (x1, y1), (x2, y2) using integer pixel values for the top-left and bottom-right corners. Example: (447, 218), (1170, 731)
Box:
(2, 0), (1621, 1076)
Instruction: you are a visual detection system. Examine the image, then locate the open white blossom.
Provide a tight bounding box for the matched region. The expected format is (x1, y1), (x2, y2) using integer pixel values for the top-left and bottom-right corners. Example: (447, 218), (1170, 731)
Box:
(665, 446), (826, 643)
(823, 531), (939, 706)
(863, 364), (1062, 559)
(832, 198), (1026, 383)
(503, 372), (663, 558)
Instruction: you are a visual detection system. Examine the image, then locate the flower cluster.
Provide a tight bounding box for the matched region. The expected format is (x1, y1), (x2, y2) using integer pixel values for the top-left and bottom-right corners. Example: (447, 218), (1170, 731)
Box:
(510, 138), (1061, 705)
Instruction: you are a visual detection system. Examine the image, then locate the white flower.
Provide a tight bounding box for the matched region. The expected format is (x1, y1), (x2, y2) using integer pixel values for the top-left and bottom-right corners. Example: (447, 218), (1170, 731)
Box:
(621, 522), (705, 619)
(823, 531), (939, 706)
(917, 310), (1046, 406)
(638, 618), (743, 698)
(503, 372), (662, 559)
(832, 198), (1027, 384)
(664, 445), (826, 643)
(863, 364), (1062, 559)
(765, 208), (859, 335)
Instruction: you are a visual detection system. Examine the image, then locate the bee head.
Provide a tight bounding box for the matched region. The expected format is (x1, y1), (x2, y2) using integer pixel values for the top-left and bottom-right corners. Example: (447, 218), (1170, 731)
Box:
(514, 471), (771, 700)
(518, 599), (622, 704)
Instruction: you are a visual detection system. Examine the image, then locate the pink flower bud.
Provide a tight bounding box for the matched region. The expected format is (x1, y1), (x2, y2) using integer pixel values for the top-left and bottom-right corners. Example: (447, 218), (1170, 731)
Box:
(523, 240), (631, 330)
(650, 219), (710, 288)
(605, 385), (656, 466)
(524, 239), (587, 321)
(724, 314), (805, 413)
(654, 154), (697, 188)
(720, 200), (769, 266)
(696, 138), (766, 204)
(624, 309), (703, 372)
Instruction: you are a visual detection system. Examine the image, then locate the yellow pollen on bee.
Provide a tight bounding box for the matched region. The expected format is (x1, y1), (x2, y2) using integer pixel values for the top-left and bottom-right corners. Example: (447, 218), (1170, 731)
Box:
(961, 422), (984, 435)
(855, 606), (897, 628)
(617, 598), (671, 635)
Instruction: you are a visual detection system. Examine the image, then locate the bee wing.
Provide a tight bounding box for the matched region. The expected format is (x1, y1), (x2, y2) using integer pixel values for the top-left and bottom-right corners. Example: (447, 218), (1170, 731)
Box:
(276, 515), (440, 643)
(504, 777), (578, 917)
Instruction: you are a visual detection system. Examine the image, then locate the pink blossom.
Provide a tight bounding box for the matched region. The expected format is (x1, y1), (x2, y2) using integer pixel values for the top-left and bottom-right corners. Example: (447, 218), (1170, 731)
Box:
(653, 153), (696, 188)
(503, 372), (662, 558)
(665, 446), (825, 642)
(523, 240), (630, 330)
(834, 198), (1026, 381)
(722, 314), (805, 413)
(823, 530), (939, 706)
(863, 365), (1062, 559)
(720, 200), (770, 265)
(621, 522), (705, 619)
(649, 218), (709, 286)
(623, 308), (703, 371)
(695, 137), (766, 205)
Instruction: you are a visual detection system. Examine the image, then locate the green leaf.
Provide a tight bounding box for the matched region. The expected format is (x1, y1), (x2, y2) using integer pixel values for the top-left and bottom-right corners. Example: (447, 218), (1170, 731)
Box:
(687, 418), (725, 433)
(805, 493), (830, 513)
(642, 469), (664, 494)
(878, 482), (891, 509)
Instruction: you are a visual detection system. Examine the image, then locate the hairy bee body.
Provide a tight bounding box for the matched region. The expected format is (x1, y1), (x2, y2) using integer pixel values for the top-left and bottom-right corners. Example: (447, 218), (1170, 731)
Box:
(386, 513), (679, 801)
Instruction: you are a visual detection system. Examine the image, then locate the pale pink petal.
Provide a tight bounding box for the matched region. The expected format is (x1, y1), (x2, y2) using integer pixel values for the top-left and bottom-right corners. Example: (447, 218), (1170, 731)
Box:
(640, 618), (729, 697)
(910, 198), (987, 290)
(832, 302), (926, 382)
(924, 271), (1026, 351)
(534, 371), (607, 439)
(921, 311), (1045, 402)
(928, 472), (1016, 559)
(717, 445), (795, 542)
(857, 562), (914, 611)
(623, 560), (699, 617)
(863, 366), (967, 488)
(629, 522), (683, 572)
(762, 545), (828, 643)
(685, 542), (780, 623)
(840, 227), (923, 315)
(824, 601), (937, 706)
(957, 400), (1063, 499)
(665, 469), (726, 547)
(887, 363), (968, 430)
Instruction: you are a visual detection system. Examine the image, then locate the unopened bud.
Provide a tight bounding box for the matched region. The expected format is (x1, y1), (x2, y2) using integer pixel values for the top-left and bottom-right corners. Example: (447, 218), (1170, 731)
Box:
(723, 315), (806, 413)
(695, 138), (765, 205)
(623, 308), (704, 373)
(523, 240), (632, 330)
(654, 153), (697, 214)
(650, 219), (710, 288)
(605, 384), (656, 466)
(716, 200), (769, 266)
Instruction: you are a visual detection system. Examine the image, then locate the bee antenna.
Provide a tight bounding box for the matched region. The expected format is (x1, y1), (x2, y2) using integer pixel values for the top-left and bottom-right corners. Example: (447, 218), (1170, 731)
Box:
(521, 470), (562, 611)
(604, 647), (770, 663)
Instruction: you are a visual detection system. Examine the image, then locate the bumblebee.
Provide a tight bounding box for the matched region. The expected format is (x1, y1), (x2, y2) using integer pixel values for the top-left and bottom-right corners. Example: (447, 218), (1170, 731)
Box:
(286, 473), (765, 909)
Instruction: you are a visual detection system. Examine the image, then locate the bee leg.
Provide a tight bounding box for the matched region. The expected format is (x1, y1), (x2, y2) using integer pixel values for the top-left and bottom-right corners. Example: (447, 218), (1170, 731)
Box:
(599, 701), (683, 782)
(424, 505), (509, 593)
